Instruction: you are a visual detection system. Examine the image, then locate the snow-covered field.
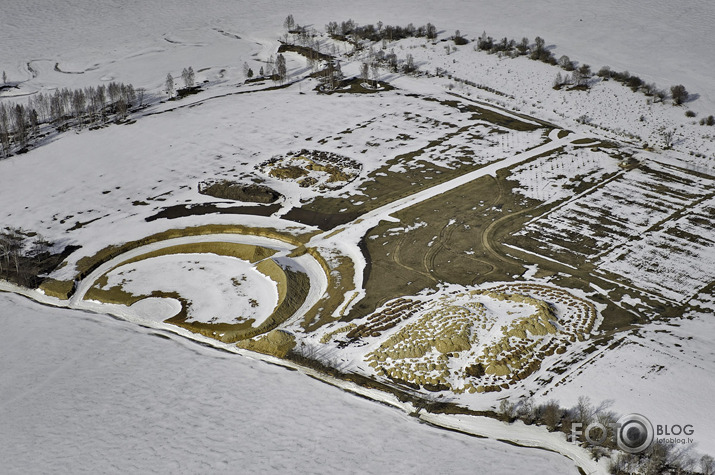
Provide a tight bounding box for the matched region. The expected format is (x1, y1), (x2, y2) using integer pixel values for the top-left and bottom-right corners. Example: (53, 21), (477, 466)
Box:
(2, 0), (715, 472)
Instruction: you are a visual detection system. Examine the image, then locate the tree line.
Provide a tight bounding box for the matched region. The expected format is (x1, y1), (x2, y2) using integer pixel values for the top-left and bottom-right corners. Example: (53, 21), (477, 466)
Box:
(465, 29), (701, 110)
(325, 19), (437, 42)
(0, 81), (141, 158)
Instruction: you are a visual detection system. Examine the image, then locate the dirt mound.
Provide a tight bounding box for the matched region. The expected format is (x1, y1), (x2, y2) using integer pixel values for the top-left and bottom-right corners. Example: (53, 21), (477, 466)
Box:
(198, 180), (281, 203)
(258, 149), (361, 191)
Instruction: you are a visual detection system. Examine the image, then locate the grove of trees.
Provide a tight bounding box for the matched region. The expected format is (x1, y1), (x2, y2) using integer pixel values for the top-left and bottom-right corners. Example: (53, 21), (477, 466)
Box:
(0, 81), (137, 158)
(325, 19), (437, 42)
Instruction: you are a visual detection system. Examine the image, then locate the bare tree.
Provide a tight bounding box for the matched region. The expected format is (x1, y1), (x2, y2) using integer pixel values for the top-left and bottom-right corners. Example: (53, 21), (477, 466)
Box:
(360, 62), (369, 85)
(107, 82), (121, 105)
(116, 98), (128, 119)
(370, 61), (380, 86)
(165, 73), (174, 98)
(558, 55), (574, 71)
(71, 89), (86, 127)
(516, 37), (529, 55)
(660, 128), (674, 149)
(554, 72), (564, 88)
(541, 400), (562, 431)
(576, 64), (591, 86)
(597, 66), (611, 78)
(572, 69), (583, 87)
(275, 54), (287, 83)
(575, 396), (594, 427)
(654, 88), (667, 103)
(532, 36), (545, 58)
(29, 108), (39, 138)
(403, 53), (416, 73)
(0, 104), (10, 157)
(517, 397), (536, 424)
(498, 399), (516, 422)
(96, 85), (106, 112)
(13, 104), (28, 148)
(283, 14), (295, 31)
(181, 67), (195, 88)
(136, 88), (145, 107)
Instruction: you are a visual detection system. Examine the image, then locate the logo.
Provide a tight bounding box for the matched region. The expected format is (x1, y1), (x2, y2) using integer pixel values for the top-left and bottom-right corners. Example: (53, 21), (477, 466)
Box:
(572, 413), (695, 454)
(615, 414), (654, 454)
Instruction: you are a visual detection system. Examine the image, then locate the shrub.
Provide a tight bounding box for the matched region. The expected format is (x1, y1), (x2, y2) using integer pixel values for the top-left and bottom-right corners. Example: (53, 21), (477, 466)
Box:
(685, 110), (696, 118)
(453, 30), (469, 45)
(558, 55), (575, 71)
(597, 65), (611, 78)
(477, 31), (493, 51)
(498, 399), (517, 422)
(671, 84), (689, 105)
(539, 400), (563, 431)
(626, 75), (643, 91)
(611, 70), (630, 82)
(642, 82), (656, 96)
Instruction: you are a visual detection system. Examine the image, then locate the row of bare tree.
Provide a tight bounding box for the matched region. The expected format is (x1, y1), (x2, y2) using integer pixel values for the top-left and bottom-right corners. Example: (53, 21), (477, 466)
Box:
(0, 81), (141, 158)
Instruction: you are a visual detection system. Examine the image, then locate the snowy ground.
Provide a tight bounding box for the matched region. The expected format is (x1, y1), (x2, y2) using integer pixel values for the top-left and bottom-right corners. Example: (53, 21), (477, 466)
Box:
(0, 292), (579, 474)
(542, 291), (715, 456)
(1, 0), (714, 472)
(3, 1), (714, 113)
(97, 253), (278, 326)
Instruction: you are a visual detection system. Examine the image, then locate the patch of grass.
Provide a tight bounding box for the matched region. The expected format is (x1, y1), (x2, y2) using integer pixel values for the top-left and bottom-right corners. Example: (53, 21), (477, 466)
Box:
(39, 278), (75, 299)
(277, 43), (332, 62)
(84, 275), (146, 305)
(351, 173), (530, 318)
(236, 329), (296, 358)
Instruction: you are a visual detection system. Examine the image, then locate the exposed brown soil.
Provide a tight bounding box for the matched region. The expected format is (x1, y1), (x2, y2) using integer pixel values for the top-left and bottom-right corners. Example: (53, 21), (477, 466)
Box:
(145, 202), (281, 222)
(198, 180), (282, 203)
